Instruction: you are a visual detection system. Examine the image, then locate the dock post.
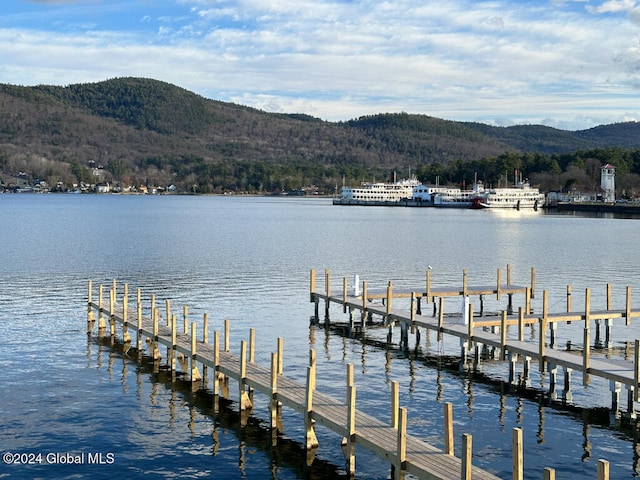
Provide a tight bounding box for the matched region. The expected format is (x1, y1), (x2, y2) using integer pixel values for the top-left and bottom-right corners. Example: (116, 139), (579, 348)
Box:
(518, 306), (525, 341)
(605, 318), (613, 348)
(508, 351), (517, 384)
(634, 339), (640, 403)
(309, 269), (316, 302)
(543, 467), (556, 480)
(343, 277), (348, 313)
(136, 289), (142, 353)
(361, 281), (368, 333)
(611, 380), (621, 417)
(213, 330), (220, 412)
(342, 364), (354, 448)
(203, 313), (209, 344)
(523, 356), (532, 387)
(269, 352), (280, 445)
(87, 280), (95, 329)
(190, 322), (201, 384)
(500, 310), (507, 360)
(394, 407), (407, 480)
(598, 459), (610, 480)
(626, 287), (632, 326)
(525, 287), (531, 315)
(98, 284), (106, 332)
(150, 293), (156, 328)
(425, 268), (431, 303)
(109, 288), (116, 337)
(549, 321), (557, 348)
(549, 364), (558, 400)
(627, 386), (636, 419)
(152, 308), (161, 361)
(122, 284), (131, 343)
(513, 427), (523, 480)
(247, 328), (255, 404)
(462, 269), (468, 297)
(461, 433), (472, 480)
(277, 337), (284, 375)
(170, 314), (177, 379)
(530, 267), (536, 299)
(444, 402), (454, 455)
(304, 350), (318, 453)
(584, 288), (591, 386)
(346, 383), (357, 475)
(496, 267), (501, 301)
(567, 285), (572, 314)
(539, 291), (548, 373)
(437, 297), (444, 342)
(563, 367), (573, 403)
(237, 340), (251, 412)
(324, 269), (331, 324)
(391, 381), (399, 428)
(165, 299), (171, 328)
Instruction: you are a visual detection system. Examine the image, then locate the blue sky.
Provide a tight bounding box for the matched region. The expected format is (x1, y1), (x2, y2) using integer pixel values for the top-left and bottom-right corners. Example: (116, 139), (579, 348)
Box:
(0, 0), (638, 130)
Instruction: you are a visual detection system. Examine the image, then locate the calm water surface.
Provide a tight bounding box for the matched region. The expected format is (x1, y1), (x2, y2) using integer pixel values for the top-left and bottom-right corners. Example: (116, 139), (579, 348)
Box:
(1, 194), (640, 479)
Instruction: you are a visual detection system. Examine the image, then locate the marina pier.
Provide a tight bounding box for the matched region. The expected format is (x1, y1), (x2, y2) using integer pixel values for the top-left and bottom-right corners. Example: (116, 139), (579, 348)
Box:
(85, 278), (614, 480)
(310, 267), (640, 416)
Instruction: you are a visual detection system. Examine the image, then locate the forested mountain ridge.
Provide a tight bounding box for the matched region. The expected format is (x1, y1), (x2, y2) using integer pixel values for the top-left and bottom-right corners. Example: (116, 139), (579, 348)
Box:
(1, 77), (639, 194)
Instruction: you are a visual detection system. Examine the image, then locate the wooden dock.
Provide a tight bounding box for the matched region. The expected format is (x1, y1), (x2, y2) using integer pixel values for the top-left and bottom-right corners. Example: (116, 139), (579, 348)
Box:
(87, 281), (504, 480)
(84, 279), (613, 480)
(310, 267), (640, 415)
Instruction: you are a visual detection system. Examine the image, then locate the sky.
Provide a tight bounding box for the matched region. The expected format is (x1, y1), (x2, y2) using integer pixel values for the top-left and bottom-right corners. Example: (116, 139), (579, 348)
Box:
(0, 0), (639, 130)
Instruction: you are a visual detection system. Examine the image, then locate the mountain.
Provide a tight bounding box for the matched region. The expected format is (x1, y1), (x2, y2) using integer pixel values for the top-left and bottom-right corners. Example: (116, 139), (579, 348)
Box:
(0, 77), (638, 193)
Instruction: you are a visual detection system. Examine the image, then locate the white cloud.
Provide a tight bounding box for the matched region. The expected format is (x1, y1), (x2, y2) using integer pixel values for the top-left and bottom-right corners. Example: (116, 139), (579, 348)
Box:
(0, 0), (638, 129)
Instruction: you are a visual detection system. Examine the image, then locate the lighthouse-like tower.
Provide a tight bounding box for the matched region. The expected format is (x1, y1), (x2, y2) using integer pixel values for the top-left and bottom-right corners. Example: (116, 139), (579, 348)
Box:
(601, 164), (615, 203)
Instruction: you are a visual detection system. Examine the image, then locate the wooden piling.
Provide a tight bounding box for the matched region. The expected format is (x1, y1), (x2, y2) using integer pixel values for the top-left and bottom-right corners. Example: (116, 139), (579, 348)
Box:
(539, 290), (548, 372)
(346, 383), (356, 475)
(512, 427), (523, 480)
(109, 288), (116, 336)
(395, 407), (407, 480)
(584, 288), (591, 386)
(635, 340), (640, 403)
(98, 284), (105, 330)
(501, 310), (507, 360)
(277, 337), (284, 375)
(598, 459), (610, 480)
(269, 351), (282, 445)
(136, 289), (142, 352)
(190, 322), (201, 382)
(224, 319), (230, 352)
(626, 287), (632, 326)
(461, 433), (472, 480)
(444, 402), (454, 455)
(122, 284), (131, 343)
(543, 467), (555, 480)
(391, 381), (399, 428)
(237, 340), (250, 410)
(87, 280), (95, 326)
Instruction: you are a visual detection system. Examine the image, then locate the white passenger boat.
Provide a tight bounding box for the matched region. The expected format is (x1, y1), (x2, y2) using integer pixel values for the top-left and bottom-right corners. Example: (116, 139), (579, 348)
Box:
(471, 181), (545, 210)
(334, 176), (421, 204)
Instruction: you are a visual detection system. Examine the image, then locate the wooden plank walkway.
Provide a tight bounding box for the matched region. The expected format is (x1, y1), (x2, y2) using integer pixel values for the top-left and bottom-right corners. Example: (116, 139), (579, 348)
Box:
(311, 269), (640, 411)
(86, 281), (504, 480)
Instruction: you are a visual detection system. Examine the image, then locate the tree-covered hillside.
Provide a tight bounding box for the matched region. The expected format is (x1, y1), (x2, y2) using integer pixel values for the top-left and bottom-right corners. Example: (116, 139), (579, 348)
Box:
(1, 77), (639, 194)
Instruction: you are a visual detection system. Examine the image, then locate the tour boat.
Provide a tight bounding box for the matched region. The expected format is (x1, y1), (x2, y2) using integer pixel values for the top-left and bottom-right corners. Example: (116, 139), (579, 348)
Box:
(471, 181), (545, 210)
(334, 176), (421, 204)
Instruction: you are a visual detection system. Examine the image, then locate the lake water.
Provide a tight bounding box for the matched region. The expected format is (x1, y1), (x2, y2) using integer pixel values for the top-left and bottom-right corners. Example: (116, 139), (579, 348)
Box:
(2, 194), (640, 479)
